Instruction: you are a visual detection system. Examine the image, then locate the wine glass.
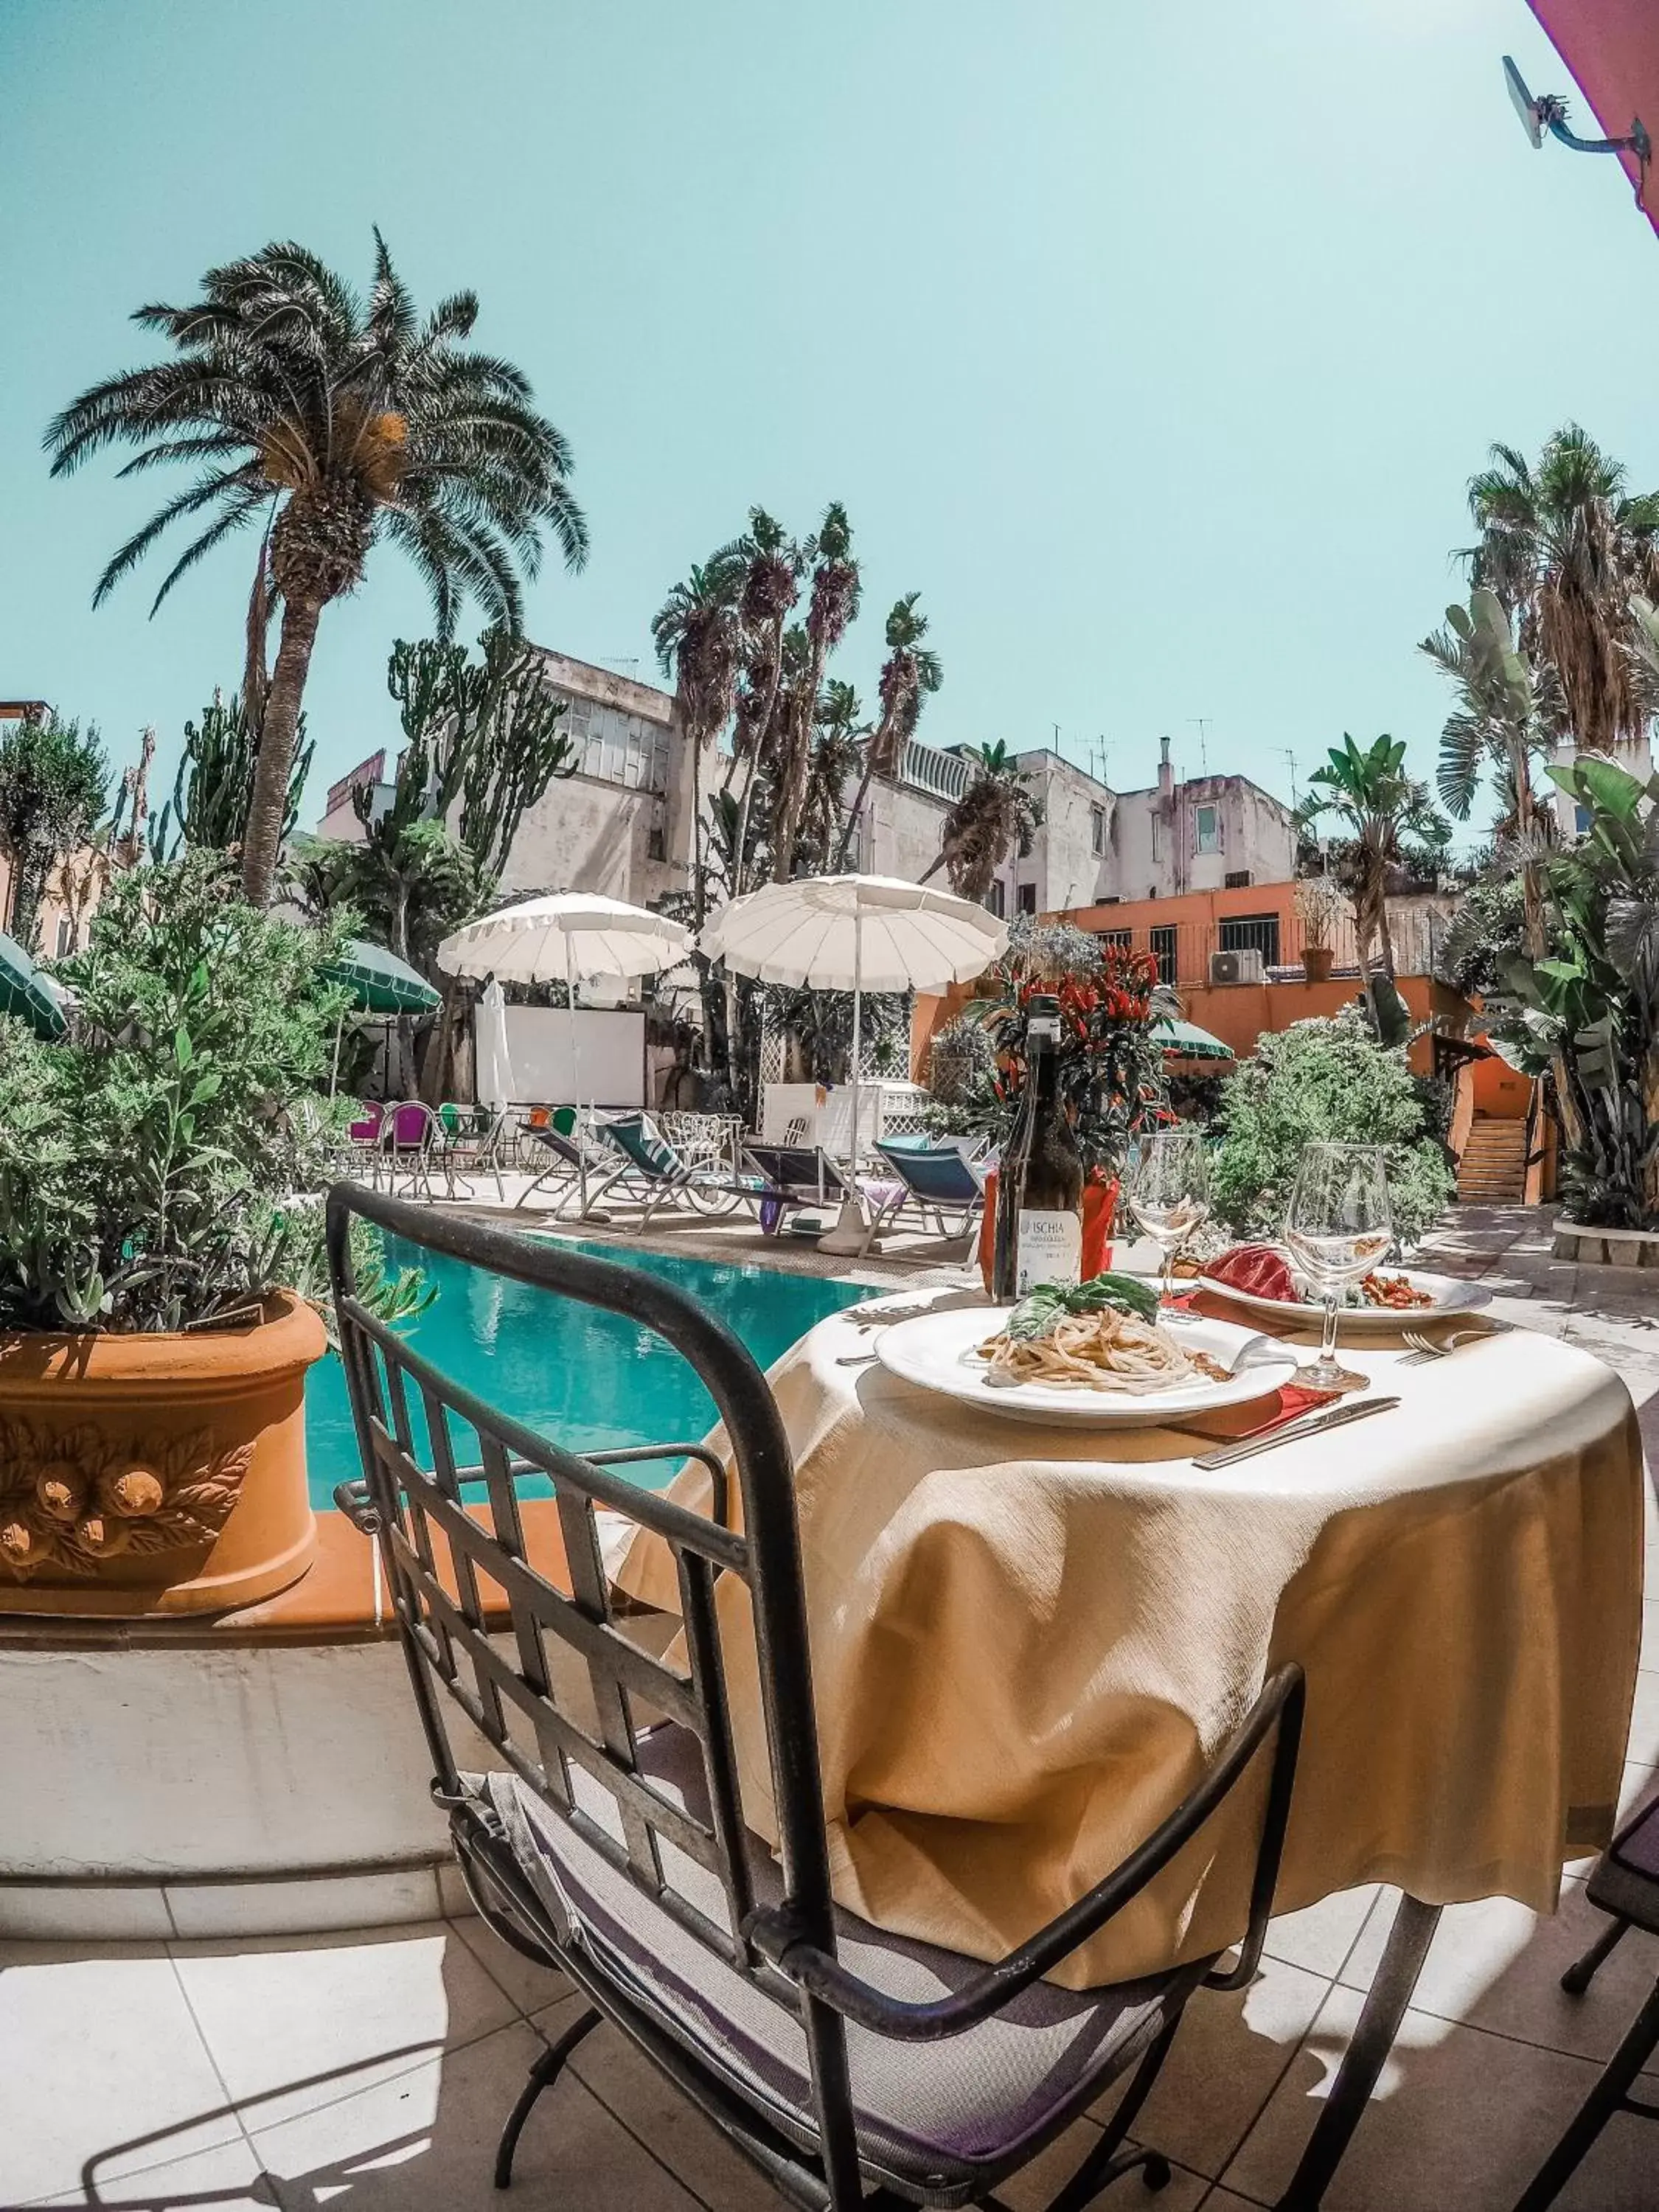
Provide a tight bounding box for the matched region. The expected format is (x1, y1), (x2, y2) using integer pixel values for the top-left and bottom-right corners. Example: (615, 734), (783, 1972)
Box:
(1283, 1142), (1394, 1394)
(1127, 1130), (1210, 1313)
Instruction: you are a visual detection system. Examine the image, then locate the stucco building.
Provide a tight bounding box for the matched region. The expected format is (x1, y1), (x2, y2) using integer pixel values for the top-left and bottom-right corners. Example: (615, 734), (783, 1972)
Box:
(1104, 737), (1298, 905)
(492, 650), (694, 906)
(314, 651), (700, 911)
(1545, 730), (1655, 838)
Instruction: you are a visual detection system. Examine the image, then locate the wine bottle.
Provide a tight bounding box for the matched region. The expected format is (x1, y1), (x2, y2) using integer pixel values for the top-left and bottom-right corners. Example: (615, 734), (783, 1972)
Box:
(992, 993), (1085, 1299)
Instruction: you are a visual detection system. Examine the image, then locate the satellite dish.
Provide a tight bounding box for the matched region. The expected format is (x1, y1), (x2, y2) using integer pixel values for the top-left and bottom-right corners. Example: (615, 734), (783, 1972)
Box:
(1503, 55), (1544, 148)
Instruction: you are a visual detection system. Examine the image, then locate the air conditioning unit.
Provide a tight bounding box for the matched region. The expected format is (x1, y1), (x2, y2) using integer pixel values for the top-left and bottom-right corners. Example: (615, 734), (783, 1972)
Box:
(1209, 947), (1265, 986)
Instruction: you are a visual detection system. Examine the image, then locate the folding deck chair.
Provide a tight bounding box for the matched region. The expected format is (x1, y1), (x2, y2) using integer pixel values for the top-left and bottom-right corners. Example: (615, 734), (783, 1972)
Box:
(859, 1135), (987, 1257)
(739, 1143), (855, 1237)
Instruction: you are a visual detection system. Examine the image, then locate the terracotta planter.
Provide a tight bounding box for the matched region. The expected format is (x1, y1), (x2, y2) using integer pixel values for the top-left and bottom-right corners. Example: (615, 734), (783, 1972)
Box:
(0, 1292), (327, 1617)
(1303, 945), (1335, 984)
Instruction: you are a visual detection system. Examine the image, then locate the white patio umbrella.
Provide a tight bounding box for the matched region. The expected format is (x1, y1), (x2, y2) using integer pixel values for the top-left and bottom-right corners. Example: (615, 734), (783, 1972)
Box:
(476, 977), (515, 1110)
(438, 894), (691, 1210)
(699, 874), (1008, 1253)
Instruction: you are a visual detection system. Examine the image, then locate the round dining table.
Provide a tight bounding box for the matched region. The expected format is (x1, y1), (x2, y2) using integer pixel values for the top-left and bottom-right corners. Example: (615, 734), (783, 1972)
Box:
(614, 1282), (1644, 2209)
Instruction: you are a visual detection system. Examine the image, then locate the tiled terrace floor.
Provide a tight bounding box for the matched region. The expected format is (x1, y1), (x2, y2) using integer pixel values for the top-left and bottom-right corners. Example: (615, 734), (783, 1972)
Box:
(7, 1206), (1659, 2212)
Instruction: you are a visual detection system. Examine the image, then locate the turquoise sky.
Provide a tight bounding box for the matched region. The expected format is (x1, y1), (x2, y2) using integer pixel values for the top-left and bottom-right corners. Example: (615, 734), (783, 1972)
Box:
(3, 0), (1657, 839)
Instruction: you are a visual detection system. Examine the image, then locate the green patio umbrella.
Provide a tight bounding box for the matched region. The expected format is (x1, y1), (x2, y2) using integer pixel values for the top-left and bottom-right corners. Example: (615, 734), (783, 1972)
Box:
(0, 930), (66, 1039)
(1154, 1018), (1234, 1062)
(320, 939), (440, 1096)
(321, 939), (440, 1015)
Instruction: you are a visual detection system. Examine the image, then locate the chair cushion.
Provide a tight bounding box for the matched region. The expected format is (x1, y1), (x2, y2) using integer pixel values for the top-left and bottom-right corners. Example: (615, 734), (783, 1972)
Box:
(472, 1725), (1206, 2197)
(1585, 1777), (1659, 1933)
(874, 1140), (983, 1205)
(607, 1113), (682, 1177)
(1611, 1788), (1659, 1881)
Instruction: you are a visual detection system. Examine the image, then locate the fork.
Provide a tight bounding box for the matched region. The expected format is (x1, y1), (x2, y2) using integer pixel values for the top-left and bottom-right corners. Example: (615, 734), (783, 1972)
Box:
(1399, 1325), (1498, 1367)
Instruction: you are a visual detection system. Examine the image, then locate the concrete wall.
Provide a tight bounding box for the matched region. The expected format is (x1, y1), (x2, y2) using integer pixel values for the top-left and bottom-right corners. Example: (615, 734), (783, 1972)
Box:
(854, 773), (954, 883)
(494, 651), (692, 909)
(310, 649), (698, 915)
(914, 968), (1468, 1082)
(1546, 734), (1655, 837)
(0, 845), (108, 959)
(987, 750), (1115, 917)
(1110, 771), (1297, 902)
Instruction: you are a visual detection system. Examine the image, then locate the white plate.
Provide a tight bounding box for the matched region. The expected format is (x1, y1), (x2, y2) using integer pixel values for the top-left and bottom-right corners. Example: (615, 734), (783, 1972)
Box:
(874, 1306), (1300, 1427)
(1195, 1259), (1489, 1332)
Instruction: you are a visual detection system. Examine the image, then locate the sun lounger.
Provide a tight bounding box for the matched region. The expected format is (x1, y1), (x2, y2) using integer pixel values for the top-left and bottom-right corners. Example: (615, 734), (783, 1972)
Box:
(858, 1133), (987, 1254)
(738, 1143), (853, 1234)
(593, 1113), (742, 1225)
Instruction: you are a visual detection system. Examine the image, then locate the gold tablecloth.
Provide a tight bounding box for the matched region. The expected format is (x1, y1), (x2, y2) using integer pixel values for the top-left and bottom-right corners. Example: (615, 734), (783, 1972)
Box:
(614, 1293), (1643, 1987)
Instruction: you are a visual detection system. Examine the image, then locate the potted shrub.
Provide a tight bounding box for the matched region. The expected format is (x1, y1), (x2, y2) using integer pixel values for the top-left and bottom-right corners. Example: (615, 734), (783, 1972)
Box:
(0, 853), (420, 1615)
(1294, 876), (1341, 984)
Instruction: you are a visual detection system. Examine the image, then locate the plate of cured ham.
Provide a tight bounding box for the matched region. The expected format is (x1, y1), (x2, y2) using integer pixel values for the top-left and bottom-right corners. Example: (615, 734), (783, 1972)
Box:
(1196, 1243), (1489, 1332)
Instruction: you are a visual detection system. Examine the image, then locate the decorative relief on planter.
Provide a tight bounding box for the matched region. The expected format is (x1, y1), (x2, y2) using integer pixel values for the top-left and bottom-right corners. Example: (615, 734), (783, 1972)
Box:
(0, 1422), (255, 1579)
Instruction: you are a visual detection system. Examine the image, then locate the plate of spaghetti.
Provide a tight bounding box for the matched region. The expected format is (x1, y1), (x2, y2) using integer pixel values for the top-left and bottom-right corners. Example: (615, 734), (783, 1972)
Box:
(874, 1299), (1300, 1427)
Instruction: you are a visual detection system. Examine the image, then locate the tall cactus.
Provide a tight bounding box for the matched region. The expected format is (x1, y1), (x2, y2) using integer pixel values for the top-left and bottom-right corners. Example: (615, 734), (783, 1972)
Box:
(153, 689), (313, 862)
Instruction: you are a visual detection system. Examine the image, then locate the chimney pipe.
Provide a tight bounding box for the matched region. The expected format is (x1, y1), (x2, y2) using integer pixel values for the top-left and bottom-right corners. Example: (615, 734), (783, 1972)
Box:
(1158, 735), (1173, 801)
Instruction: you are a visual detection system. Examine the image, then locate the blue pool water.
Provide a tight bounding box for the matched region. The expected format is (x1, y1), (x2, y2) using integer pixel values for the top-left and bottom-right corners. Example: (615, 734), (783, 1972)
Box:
(305, 1234), (874, 1506)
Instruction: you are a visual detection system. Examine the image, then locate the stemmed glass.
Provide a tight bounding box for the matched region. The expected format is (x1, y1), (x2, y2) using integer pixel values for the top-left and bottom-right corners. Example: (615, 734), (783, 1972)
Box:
(1127, 1130), (1210, 1314)
(1283, 1142), (1394, 1394)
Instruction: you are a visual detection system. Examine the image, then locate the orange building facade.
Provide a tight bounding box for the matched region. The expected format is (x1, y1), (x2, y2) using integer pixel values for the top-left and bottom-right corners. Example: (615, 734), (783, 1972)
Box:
(913, 880), (1472, 1079)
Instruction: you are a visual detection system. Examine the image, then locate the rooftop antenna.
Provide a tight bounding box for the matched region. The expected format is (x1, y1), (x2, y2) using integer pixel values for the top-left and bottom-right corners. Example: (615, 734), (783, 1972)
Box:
(1281, 747), (1299, 813)
(1502, 54), (1650, 165)
(1189, 717), (1211, 776)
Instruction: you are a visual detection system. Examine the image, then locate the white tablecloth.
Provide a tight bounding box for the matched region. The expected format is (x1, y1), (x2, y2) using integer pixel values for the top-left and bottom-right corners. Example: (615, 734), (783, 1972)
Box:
(616, 1292), (1643, 1986)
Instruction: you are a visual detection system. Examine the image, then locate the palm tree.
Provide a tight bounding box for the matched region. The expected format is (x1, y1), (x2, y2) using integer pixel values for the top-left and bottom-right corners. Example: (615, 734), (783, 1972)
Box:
(1464, 425), (1659, 755)
(1296, 734), (1448, 985)
(921, 741), (1040, 903)
(834, 593), (943, 868)
(1419, 587), (1551, 956)
(769, 502), (858, 880)
(798, 681), (865, 874)
(724, 509), (799, 893)
(650, 554), (745, 928)
(46, 232), (587, 908)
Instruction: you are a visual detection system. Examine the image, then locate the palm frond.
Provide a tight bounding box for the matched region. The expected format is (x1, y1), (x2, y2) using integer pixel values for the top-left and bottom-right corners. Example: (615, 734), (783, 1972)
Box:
(145, 489), (270, 614)
(90, 465), (262, 607)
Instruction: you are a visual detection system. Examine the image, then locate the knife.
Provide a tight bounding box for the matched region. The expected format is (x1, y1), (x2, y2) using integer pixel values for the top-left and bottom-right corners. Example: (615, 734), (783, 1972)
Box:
(1192, 1393), (1402, 1472)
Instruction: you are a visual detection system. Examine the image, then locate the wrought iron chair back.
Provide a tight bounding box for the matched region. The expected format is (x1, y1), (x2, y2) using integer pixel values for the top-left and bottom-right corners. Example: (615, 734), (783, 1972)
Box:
(324, 1183), (866, 2197)
(326, 1183), (1305, 2212)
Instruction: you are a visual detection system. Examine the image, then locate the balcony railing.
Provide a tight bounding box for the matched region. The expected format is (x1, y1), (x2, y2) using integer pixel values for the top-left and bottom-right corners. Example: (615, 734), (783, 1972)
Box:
(897, 739), (971, 803)
(1091, 905), (1446, 988)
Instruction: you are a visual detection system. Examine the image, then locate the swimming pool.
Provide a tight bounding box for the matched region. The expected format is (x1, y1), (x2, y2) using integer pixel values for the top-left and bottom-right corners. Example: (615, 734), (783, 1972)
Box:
(305, 1233), (874, 1505)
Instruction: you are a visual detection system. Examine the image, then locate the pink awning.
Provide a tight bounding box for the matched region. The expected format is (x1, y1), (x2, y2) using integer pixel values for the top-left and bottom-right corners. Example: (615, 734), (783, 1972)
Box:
(1528, 0), (1659, 235)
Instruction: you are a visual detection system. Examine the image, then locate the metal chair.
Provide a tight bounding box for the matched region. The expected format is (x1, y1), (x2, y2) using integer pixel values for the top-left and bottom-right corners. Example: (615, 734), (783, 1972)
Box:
(380, 1101), (439, 1199)
(513, 1110), (620, 1217)
(1514, 1787), (1659, 2211)
(434, 1105), (509, 1203)
(327, 1186), (1305, 2212)
(597, 1112), (745, 1223)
